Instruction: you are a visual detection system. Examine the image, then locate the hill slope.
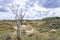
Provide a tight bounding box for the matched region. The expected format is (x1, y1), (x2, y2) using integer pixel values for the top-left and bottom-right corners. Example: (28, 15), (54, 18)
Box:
(0, 17), (60, 40)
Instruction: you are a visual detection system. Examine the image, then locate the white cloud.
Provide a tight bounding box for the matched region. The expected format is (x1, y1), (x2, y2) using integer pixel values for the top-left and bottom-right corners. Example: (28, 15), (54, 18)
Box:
(0, 0), (60, 20)
(0, 12), (15, 20)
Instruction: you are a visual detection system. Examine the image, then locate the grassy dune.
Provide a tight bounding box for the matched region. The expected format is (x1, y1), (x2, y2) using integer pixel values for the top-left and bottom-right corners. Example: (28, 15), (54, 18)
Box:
(0, 17), (60, 40)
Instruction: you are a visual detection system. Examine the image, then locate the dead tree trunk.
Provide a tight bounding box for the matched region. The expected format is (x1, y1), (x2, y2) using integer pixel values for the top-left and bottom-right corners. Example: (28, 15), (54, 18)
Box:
(17, 21), (21, 40)
(16, 15), (21, 40)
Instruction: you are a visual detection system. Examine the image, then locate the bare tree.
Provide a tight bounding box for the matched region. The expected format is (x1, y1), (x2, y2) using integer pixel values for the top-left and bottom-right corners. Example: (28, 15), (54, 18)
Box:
(8, 4), (25, 40)
(7, 0), (37, 40)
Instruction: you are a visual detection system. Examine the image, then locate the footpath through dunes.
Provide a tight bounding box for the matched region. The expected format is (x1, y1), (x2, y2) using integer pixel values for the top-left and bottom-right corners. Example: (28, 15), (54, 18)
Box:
(13, 24), (35, 35)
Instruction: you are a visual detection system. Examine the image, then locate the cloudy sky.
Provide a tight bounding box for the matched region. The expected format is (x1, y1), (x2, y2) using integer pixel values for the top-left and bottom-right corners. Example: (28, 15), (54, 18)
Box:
(0, 0), (60, 20)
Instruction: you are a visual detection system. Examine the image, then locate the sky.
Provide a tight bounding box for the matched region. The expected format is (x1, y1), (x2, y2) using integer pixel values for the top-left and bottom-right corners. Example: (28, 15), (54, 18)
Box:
(0, 0), (60, 20)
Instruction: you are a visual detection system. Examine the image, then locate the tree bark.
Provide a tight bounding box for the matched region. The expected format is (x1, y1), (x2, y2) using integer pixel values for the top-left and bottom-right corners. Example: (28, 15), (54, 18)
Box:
(16, 16), (21, 40)
(16, 20), (21, 40)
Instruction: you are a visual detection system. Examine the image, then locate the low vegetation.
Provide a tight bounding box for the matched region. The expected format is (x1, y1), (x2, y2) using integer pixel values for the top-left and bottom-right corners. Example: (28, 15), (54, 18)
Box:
(0, 17), (60, 40)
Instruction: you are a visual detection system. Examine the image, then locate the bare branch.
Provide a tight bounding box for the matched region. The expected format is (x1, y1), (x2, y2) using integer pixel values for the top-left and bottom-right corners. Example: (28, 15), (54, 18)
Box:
(8, 6), (16, 14)
(8, 5), (20, 17)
